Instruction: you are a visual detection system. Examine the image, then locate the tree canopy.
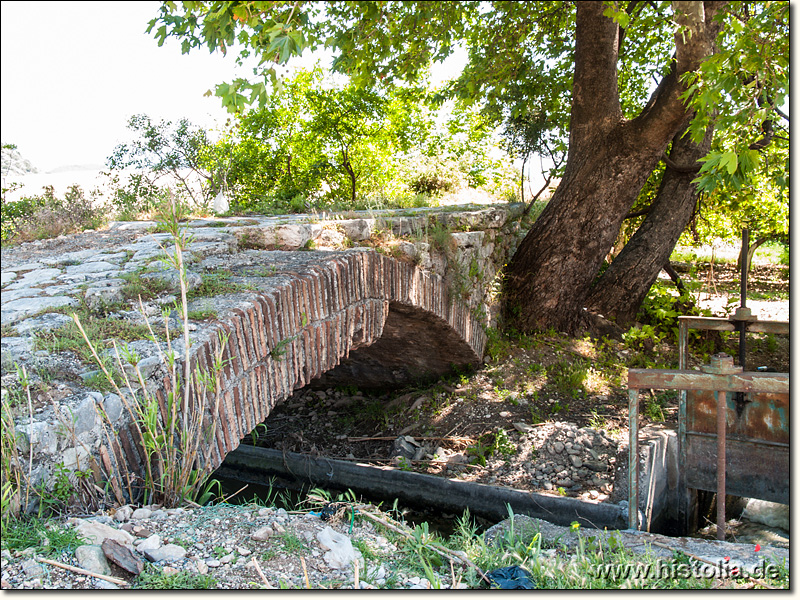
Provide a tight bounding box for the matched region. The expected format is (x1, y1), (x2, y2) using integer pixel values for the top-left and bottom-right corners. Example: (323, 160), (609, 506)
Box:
(148, 1), (789, 333)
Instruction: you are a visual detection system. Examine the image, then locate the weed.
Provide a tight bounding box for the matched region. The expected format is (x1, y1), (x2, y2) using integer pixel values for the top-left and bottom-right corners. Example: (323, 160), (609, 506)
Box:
(120, 269), (174, 302)
(187, 309), (218, 321)
(33, 311), (160, 365)
(134, 563), (217, 589)
(550, 360), (588, 398)
(71, 194), (233, 507)
(187, 273), (248, 299)
(1, 516), (85, 555)
(279, 531), (308, 553)
(245, 266), (278, 278)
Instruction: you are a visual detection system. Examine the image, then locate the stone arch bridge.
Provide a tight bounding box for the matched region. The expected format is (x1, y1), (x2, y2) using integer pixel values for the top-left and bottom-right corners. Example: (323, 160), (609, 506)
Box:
(146, 249), (490, 477)
(3, 205), (523, 496)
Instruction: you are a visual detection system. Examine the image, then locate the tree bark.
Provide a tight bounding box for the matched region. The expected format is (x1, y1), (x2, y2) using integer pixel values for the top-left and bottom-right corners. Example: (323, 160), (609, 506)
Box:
(502, 1), (723, 334)
(584, 120), (715, 325)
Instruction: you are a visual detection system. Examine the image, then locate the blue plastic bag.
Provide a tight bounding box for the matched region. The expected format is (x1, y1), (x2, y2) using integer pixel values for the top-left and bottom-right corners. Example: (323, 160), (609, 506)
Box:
(485, 565), (536, 589)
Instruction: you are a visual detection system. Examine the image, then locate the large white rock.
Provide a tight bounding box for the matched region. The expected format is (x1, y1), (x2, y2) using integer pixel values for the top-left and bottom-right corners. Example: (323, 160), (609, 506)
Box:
(73, 519), (135, 548)
(75, 545), (111, 576)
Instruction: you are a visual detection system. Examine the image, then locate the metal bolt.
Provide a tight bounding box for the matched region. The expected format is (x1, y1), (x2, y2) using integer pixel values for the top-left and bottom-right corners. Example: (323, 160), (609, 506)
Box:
(701, 353), (743, 375)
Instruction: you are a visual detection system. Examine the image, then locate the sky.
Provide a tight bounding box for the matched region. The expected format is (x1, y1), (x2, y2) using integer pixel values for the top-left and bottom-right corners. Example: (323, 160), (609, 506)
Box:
(1, 1), (264, 173)
(1, 1), (467, 177)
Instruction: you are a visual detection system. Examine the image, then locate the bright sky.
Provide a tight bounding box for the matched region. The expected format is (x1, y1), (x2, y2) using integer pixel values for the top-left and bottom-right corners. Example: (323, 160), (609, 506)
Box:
(1, 1), (469, 177)
(1, 1), (260, 173)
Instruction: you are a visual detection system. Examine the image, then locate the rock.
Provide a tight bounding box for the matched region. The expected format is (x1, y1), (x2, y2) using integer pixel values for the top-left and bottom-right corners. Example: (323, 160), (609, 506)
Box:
(144, 544), (186, 563)
(552, 441), (565, 453)
(102, 538), (144, 575)
(392, 436), (417, 459)
(250, 526), (274, 541)
(20, 558), (45, 578)
(14, 313), (73, 335)
(742, 499), (789, 531)
(136, 534), (161, 553)
(14, 421), (57, 456)
(75, 545), (112, 576)
(62, 447), (91, 472)
(73, 520), (135, 548)
(584, 460), (608, 473)
(131, 508), (152, 520)
(113, 505), (133, 523)
(85, 286), (124, 310)
(142, 269), (202, 294)
(316, 526), (360, 570)
(100, 394), (124, 423)
(2, 296), (77, 325)
(9, 268), (62, 287)
(569, 456), (583, 468)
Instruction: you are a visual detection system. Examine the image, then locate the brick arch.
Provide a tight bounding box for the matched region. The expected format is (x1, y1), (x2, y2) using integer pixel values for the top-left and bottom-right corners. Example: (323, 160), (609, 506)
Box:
(117, 250), (486, 477)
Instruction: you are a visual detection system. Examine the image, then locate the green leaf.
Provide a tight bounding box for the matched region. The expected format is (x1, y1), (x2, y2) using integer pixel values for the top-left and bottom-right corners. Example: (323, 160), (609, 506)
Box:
(720, 151), (738, 175)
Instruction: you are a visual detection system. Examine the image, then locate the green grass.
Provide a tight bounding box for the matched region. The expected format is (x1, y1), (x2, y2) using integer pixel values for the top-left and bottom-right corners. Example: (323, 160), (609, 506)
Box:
(187, 273), (250, 299)
(133, 564), (217, 589)
(1, 516), (85, 555)
(278, 531), (308, 553)
(187, 309), (218, 321)
(119, 268), (174, 302)
(32, 312), (162, 365)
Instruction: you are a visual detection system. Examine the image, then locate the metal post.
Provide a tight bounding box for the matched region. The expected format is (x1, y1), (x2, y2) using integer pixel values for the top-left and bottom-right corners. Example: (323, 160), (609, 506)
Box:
(739, 228), (749, 370)
(716, 390), (727, 540)
(677, 318), (689, 532)
(628, 388), (640, 530)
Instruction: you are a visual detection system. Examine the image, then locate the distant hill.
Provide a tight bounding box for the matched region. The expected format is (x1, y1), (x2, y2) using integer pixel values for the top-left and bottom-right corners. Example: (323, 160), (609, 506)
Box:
(1, 145), (39, 176)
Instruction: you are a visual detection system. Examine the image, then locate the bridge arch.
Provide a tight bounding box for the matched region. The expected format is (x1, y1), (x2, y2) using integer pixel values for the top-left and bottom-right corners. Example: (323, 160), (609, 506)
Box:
(115, 249), (486, 477)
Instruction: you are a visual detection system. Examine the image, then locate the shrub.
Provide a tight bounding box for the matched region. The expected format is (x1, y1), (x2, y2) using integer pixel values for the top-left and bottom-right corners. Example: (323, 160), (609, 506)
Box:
(0, 185), (105, 243)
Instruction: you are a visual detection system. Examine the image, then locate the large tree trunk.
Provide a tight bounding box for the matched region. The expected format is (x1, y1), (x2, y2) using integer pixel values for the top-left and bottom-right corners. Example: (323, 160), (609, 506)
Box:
(585, 121), (715, 325)
(502, 1), (723, 334)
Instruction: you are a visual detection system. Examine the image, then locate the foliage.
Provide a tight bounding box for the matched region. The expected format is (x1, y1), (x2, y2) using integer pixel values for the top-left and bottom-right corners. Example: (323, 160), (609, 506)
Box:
(205, 67), (486, 213)
(147, 1), (789, 332)
(103, 171), (168, 221)
(107, 114), (220, 211)
(1, 185), (105, 244)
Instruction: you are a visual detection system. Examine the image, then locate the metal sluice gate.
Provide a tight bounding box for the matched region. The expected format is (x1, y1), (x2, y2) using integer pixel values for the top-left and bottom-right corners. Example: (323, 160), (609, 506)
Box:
(627, 229), (789, 538)
(627, 315), (789, 539)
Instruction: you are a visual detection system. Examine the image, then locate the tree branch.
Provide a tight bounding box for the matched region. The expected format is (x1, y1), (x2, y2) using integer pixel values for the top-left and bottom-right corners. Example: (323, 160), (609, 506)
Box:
(661, 152), (701, 173)
(569, 2), (622, 149)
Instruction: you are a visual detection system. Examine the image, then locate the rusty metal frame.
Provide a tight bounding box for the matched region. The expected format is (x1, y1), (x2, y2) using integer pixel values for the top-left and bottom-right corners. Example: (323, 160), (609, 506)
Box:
(627, 362), (788, 534)
(676, 315), (788, 534)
